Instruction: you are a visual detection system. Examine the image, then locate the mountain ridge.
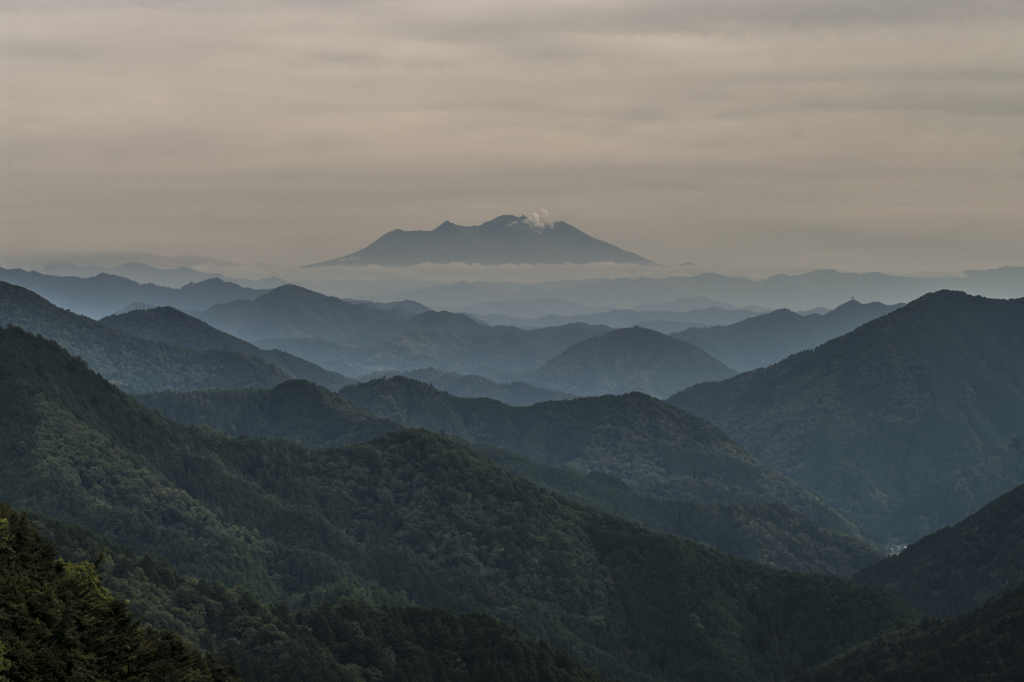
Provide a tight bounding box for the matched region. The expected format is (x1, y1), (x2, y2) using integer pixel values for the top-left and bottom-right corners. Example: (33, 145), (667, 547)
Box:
(0, 281), (292, 393)
(100, 306), (355, 390)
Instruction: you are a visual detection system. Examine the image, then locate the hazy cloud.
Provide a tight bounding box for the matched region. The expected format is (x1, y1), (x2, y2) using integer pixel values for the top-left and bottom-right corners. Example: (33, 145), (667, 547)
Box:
(4, 0), (1023, 275)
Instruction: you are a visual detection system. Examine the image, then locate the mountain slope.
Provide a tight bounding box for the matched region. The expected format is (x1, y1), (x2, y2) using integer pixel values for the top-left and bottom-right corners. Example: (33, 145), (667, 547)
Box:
(0, 282), (290, 393)
(101, 306), (355, 390)
(138, 381), (880, 576)
(198, 284), (406, 347)
(669, 291), (1024, 544)
(338, 377), (859, 535)
(794, 582), (1024, 682)
(0, 325), (915, 681)
(306, 214), (656, 267)
(852, 480), (1024, 617)
(526, 326), (737, 398)
(673, 300), (903, 372)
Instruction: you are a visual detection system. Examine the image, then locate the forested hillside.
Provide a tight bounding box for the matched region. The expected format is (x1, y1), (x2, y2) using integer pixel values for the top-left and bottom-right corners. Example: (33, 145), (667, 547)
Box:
(794, 582), (1024, 682)
(0, 503), (238, 681)
(853, 481), (1024, 617)
(139, 382), (881, 577)
(26, 509), (604, 682)
(101, 306), (355, 390)
(338, 377), (859, 535)
(0, 325), (914, 681)
(0, 282), (291, 393)
(139, 380), (399, 447)
(670, 291), (1024, 544)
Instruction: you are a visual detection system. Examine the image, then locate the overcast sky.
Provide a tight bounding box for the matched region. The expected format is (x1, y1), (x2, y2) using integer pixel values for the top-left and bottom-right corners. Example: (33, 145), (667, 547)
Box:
(4, 0), (1024, 276)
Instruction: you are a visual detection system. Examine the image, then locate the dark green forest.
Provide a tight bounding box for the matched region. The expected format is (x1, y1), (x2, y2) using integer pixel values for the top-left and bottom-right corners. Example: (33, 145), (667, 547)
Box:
(0, 502), (239, 682)
(795, 582), (1024, 682)
(670, 290), (1024, 544)
(23, 508), (603, 682)
(0, 325), (916, 681)
(140, 381), (881, 577)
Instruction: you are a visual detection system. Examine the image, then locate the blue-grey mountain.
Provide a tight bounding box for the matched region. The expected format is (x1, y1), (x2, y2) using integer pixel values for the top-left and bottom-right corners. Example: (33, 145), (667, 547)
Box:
(100, 306), (355, 390)
(0, 267), (268, 319)
(524, 326), (737, 398)
(304, 214), (657, 267)
(0, 281), (289, 393)
(669, 291), (1024, 544)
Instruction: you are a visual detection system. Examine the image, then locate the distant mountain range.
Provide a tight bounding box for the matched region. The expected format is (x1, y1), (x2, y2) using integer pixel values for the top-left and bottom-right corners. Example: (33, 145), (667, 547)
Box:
(468, 305), (760, 333)
(230, 287), (615, 376)
(395, 267), (1024, 312)
(39, 261), (288, 290)
(304, 214), (657, 267)
(672, 299), (903, 372)
(669, 291), (1024, 544)
(0, 267), (269, 319)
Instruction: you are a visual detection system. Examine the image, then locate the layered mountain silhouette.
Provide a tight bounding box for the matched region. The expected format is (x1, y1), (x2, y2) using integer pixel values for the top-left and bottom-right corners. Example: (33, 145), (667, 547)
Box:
(140, 378), (880, 576)
(525, 326), (737, 398)
(198, 284), (409, 347)
(0, 267), (267, 319)
(337, 376), (858, 537)
(304, 214), (657, 267)
(672, 300), (903, 372)
(469, 305), (759, 333)
(398, 267), (1024, 312)
(0, 281), (291, 393)
(0, 325), (915, 681)
(669, 291), (1024, 544)
(216, 285), (615, 376)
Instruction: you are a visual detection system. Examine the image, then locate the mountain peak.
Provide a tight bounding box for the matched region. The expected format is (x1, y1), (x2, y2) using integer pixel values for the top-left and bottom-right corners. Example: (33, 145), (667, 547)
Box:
(303, 214), (658, 267)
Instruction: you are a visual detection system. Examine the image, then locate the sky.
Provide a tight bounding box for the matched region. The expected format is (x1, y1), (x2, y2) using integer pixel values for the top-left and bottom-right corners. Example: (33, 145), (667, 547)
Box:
(4, 0), (1024, 278)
